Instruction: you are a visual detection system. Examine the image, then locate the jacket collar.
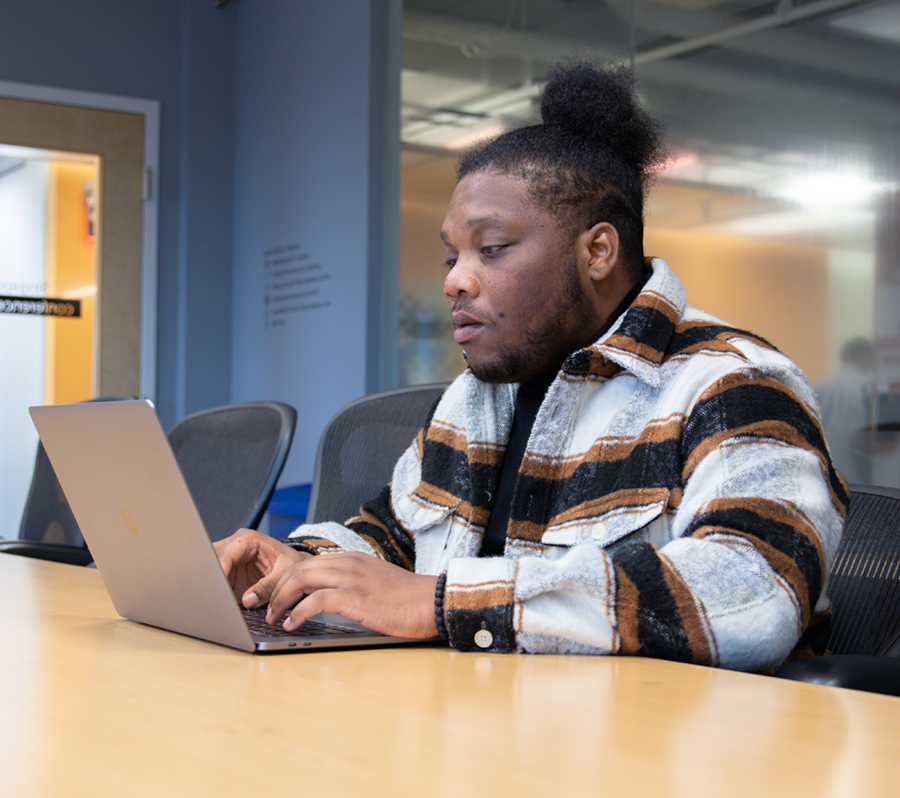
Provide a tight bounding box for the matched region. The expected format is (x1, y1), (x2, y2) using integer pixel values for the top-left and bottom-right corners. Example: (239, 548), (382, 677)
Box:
(561, 258), (686, 389)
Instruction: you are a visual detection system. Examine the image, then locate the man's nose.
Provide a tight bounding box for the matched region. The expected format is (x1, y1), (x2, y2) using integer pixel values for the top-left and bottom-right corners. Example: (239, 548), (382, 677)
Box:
(444, 257), (479, 300)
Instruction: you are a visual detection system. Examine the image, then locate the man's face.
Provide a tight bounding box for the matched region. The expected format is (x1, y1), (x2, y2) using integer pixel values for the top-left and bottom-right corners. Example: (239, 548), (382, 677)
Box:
(440, 170), (604, 384)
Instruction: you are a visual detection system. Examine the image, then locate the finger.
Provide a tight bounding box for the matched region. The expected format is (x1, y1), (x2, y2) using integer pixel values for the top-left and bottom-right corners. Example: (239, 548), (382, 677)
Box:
(283, 588), (378, 633)
(263, 557), (350, 618)
(276, 561), (374, 631)
(217, 545), (243, 581)
(264, 554), (349, 622)
(253, 551), (315, 619)
(264, 565), (314, 622)
(282, 590), (340, 631)
(243, 566), (286, 609)
(213, 528), (249, 556)
(271, 551), (380, 617)
(215, 529), (261, 575)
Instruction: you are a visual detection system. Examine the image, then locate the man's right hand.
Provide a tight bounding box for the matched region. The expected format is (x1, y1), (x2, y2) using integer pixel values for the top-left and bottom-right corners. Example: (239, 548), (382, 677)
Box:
(214, 529), (312, 621)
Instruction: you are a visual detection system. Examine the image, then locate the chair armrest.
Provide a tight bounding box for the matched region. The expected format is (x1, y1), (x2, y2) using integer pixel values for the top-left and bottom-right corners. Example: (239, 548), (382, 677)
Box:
(774, 655), (900, 696)
(0, 540), (94, 566)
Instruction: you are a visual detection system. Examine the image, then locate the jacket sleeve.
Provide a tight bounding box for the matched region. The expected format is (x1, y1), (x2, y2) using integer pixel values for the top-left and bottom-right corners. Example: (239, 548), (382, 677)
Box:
(284, 428), (425, 569)
(441, 367), (847, 671)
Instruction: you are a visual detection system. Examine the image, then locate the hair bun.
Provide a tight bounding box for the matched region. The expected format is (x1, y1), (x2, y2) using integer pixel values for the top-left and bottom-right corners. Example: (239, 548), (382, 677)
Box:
(540, 61), (664, 174)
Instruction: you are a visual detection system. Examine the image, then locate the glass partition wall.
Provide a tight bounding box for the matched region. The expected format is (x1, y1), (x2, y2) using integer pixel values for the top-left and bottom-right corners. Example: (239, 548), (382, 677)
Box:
(398, 0), (900, 489)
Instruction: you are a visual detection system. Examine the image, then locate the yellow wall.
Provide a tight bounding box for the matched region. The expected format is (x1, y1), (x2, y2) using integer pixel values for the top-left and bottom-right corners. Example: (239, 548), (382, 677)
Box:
(399, 190), (831, 385)
(45, 160), (99, 404)
(644, 227), (829, 385)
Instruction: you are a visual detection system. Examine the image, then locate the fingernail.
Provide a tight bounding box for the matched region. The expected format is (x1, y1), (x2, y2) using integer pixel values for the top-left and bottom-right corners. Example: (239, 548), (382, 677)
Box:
(243, 592), (260, 608)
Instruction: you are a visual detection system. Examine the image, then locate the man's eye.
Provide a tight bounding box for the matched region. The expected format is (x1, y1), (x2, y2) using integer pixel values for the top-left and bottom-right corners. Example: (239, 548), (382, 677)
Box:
(481, 245), (505, 257)
(443, 256), (458, 269)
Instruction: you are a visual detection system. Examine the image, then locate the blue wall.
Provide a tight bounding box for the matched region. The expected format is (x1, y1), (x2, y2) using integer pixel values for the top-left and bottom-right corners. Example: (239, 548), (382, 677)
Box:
(231, 0), (400, 484)
(0, 0), (399, 487)
(0, 0), (236, 429)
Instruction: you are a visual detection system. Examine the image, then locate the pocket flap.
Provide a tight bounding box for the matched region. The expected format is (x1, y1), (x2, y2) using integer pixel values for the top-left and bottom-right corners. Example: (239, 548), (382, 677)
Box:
(401, 486), (460, 532)
(541, 497), (669, 547)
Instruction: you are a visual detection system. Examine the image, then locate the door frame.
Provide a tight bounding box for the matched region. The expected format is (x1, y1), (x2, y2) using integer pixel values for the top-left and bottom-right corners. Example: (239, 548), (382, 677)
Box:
(0, 80), (160, 400)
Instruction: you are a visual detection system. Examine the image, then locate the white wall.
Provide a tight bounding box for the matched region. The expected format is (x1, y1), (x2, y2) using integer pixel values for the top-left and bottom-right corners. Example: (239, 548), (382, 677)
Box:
(0, 160), (48, 530)
(827, 247), (876, 373)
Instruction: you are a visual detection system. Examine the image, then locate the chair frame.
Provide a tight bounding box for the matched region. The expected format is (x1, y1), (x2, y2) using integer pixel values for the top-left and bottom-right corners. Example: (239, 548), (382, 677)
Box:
(305, 383), (448, 525)
(775, 482), (900, 694)
(166, 400), (297, 539)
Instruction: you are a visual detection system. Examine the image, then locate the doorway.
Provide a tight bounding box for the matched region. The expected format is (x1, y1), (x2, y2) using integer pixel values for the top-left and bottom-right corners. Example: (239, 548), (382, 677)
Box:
(0, 88), (156, 535)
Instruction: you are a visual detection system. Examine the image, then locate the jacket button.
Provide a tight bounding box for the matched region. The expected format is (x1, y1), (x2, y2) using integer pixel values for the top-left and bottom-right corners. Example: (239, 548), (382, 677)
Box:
(474, 628), (493, 648)
(414, 509), (425, 522)
(591, 522), (606, 540)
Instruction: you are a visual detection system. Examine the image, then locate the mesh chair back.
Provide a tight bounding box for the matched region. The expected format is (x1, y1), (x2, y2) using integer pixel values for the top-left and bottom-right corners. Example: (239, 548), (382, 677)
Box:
(306, 383), (448, 524)
(826, 484), (900, 656)
(19, 440), (84, 546)
(19, 395), (136, 547)
(167, 401), (297, 541)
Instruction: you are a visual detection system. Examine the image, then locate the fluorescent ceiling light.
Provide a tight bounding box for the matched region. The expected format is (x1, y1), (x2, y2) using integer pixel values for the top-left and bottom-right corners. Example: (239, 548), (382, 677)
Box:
(776, 173), (889, 208)
(440, 121), (508, 151)
(716, 207), (874, 242)
(830, 3), (900, 45)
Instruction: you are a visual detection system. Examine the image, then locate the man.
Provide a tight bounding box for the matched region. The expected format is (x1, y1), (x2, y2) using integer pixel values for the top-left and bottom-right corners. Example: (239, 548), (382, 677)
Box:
(217, 61), (846, 671)
(816, 337), (875, 485)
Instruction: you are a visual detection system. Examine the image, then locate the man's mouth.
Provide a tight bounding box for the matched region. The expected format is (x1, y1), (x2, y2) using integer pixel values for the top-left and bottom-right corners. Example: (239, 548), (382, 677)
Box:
(451, 310), (484, 344)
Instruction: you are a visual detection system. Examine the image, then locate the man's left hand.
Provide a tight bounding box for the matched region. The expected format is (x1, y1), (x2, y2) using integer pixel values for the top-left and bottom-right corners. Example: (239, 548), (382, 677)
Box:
(271, 551), (440, 640)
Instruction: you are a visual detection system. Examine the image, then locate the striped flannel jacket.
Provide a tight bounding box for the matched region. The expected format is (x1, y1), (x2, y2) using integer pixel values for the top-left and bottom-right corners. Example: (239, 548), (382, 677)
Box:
(289, 258), (848, 671)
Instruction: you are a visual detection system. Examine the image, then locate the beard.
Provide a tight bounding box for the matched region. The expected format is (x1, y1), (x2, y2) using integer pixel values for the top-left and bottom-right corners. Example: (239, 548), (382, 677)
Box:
(466, 258), (598, 385)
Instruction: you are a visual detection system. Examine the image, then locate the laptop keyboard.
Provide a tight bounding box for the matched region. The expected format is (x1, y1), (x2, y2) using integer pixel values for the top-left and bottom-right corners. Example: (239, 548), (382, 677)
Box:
(242, 607), (363, 637)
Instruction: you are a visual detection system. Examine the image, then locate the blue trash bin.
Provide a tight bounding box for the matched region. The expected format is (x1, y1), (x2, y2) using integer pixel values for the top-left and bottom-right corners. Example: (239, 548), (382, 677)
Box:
(265, 483), (311, 538)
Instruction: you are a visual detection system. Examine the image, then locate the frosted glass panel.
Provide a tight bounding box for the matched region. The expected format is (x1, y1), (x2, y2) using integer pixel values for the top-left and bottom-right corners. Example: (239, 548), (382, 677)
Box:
(398, 0), (900, 487)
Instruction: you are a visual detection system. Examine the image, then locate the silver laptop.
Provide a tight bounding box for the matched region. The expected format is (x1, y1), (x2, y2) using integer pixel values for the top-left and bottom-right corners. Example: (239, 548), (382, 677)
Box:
(29, 399), (426, 653)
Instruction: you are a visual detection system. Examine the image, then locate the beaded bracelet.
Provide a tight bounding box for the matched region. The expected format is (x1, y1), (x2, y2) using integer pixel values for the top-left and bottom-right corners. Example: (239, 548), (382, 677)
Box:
(282, 539), (316, 555)
(434, 571), (449, 641)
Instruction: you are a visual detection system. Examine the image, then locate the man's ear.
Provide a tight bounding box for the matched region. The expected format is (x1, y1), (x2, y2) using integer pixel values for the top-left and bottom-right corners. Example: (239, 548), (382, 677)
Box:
(581, 222), (619, 281)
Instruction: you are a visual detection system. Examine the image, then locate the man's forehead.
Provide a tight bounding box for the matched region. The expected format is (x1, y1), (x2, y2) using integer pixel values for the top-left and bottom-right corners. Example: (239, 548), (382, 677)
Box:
(442, 212), (509, 234)
(452, 170), (531, 203)
(442, 172), (539, 233)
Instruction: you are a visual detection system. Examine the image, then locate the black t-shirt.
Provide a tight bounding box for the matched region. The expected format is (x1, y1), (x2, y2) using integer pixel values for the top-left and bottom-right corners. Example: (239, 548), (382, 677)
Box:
(478, 275), (648, 557)
(479, 378), (549, 556)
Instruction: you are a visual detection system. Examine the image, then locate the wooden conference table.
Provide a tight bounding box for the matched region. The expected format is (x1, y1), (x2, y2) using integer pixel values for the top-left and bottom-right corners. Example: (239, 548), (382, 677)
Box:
(3, 553), (900, 798)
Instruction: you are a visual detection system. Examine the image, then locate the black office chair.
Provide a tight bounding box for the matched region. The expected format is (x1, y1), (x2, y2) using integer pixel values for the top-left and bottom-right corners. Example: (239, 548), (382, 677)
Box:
(775, 484), (900, 694)
(2, 399), (297, 562)
(0, 395), (135, 565)
(166, 401), (297, 541)
(306, 383), (448, 524)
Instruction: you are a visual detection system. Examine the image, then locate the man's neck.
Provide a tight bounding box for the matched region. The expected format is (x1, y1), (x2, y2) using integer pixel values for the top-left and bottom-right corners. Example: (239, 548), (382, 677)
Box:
(592, 273), (648, 341)
(522, 272), (649, 389)
(520, 369), (558, 396)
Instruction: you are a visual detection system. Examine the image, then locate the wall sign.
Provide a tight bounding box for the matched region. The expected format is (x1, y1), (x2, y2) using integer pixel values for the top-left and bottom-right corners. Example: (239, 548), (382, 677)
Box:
(262, 242), (332, 330)
(0, 295), (81, 317)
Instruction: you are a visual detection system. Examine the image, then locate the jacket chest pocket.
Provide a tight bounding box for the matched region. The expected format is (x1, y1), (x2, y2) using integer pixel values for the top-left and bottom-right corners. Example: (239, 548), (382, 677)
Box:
(540, 496), (670, 550)
(408, 501), (456, 531)
(405, 493), (475, 569)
